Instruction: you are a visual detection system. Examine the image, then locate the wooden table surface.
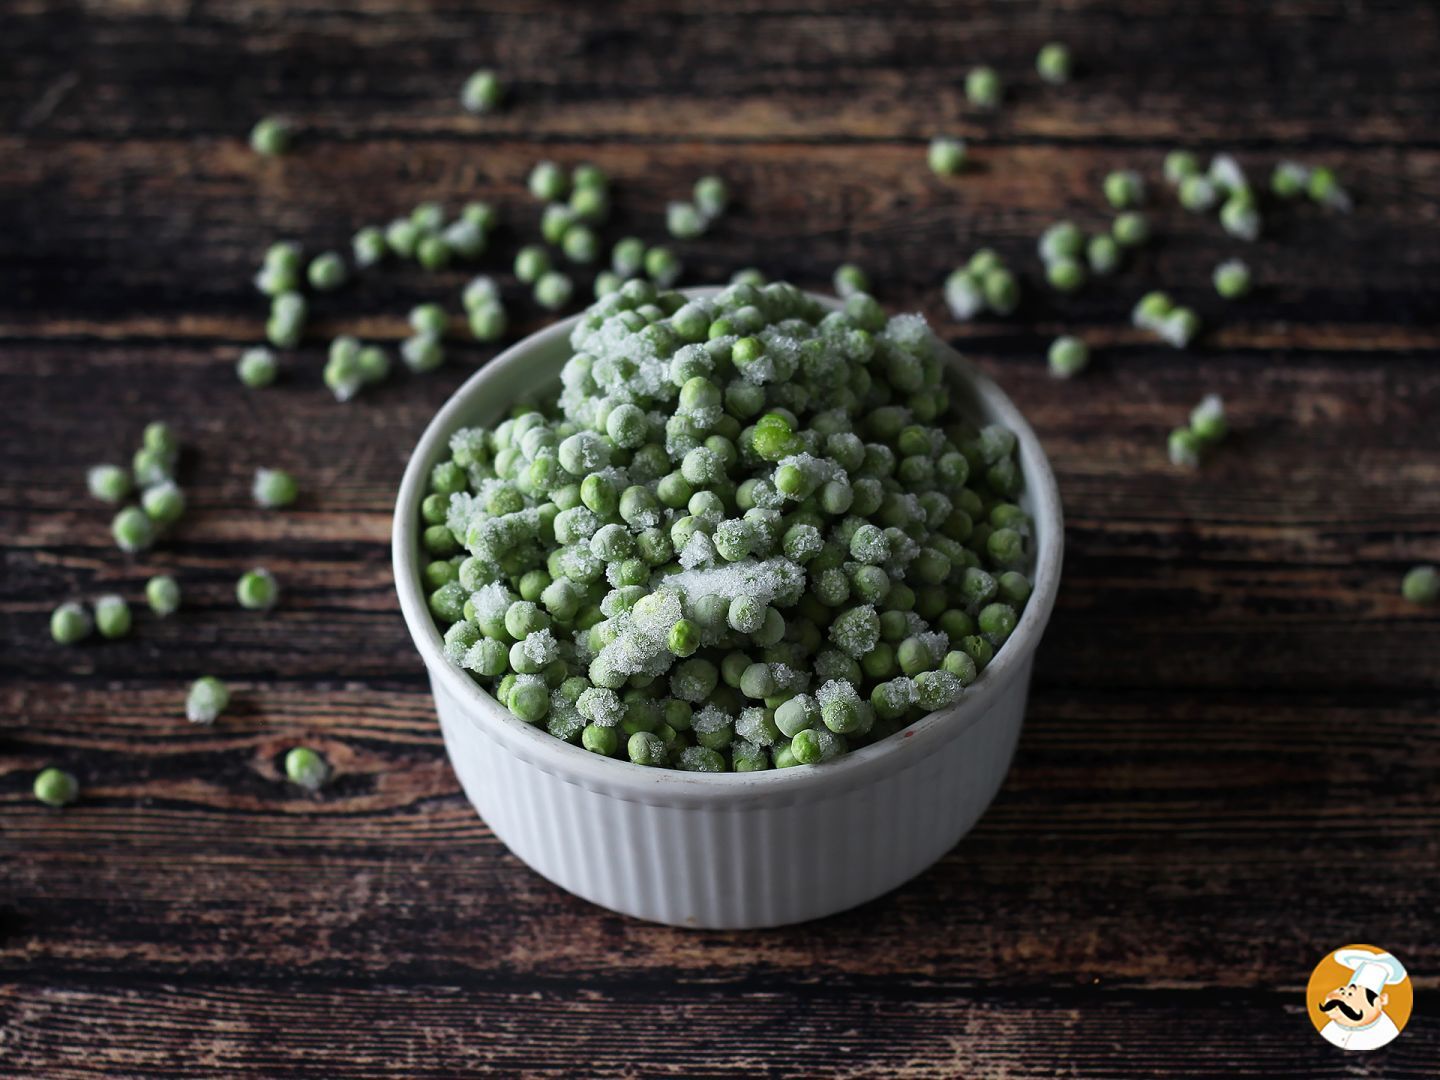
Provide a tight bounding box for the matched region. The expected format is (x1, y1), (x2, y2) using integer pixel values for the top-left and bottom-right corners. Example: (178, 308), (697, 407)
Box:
(4, 2), (1438, 1076)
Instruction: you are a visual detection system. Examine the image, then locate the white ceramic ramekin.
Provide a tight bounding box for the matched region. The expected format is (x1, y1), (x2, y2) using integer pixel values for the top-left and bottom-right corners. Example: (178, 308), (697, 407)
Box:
(393, 288), (1063, 929)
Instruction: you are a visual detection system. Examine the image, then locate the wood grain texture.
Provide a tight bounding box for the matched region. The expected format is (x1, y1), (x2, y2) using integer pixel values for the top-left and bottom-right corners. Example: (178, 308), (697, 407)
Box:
(3, 1), (1439, 1076)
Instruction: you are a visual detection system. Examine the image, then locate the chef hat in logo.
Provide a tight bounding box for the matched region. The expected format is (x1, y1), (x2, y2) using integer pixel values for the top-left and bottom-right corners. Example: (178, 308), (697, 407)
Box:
(1334, 949), (1407, 995)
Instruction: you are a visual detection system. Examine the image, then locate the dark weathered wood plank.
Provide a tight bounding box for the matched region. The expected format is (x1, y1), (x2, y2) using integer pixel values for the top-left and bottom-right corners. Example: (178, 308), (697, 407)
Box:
(1, 979), (1438, 1079)
(5, 0), (1439, 146)
(3, 139), (1437, 332)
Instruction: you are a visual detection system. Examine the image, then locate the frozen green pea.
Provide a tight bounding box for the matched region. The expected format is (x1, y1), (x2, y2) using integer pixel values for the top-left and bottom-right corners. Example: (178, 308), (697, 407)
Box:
(1402, 566), (1439, 605)
(1131, 290), (1173, 330)
(410, 303), (448, 337)
(1036, 42), (1072, 84)
(1046, 257), (1086, 293)
(250, 116), (291, 157)
(51, 600), (93, 645)
(307, 252), (347, 291)
(253, 467), (298, 509)
(284, 746), (330, 791)
(352, 226), (387, 269)
(386, 218), (422, 258)
(1220, 193), (1261, 241)
(87, 464), (132, 504)
(416, 234), (451, 271)
(186, 676), (229, 725)
(141, 481), (184, 525)
(236, 568), (278, 610)
(561, 223), (599, 264)
(612, 237), (646, 278)
(1179, 175), (1218, 213)
(1039, 221), (1084, 263)
(112, 506), (155, 554)
(1158, 307), (1201, 350)
(1164, 150), (1200, 185)
(966, 66), (1002, 109)
(237, 347), (279, 389)
(694, 175), (728, 219)
(528, 160), (567, 201)
(928, 136), (967, 176)
(1271, 161), (1310, 200)
(1168, 427), (1203, 468)
(1103, 170), (1143, 209)
(534, 271), (573, 311)
(1047, 335), (1089, 379)
(1189, 394), (1227, 442)
(146, 575), (181, 617)
(402, 334), (444, 374)
(34, 767), (79, 807)
(93, 594), (131, 639)
(1307, 166), (1352, 212)
(666, 202), (706, 240)
(1213, 258), (1252, 299)
(1086, 234), (1121, 276)
(644, 246), (681, 287)
(515, 245), (550, 285)
(461, 69), (503, 114)
(1112, 211), (1150, 248)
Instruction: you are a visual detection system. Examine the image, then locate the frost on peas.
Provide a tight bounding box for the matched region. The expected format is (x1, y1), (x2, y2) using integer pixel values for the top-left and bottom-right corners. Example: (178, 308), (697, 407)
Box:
(419, 284), (1033, 767)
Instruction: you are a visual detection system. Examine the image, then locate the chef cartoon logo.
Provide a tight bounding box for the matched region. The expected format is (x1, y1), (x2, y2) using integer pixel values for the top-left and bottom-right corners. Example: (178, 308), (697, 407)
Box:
(1306, 945), (1412, 1051)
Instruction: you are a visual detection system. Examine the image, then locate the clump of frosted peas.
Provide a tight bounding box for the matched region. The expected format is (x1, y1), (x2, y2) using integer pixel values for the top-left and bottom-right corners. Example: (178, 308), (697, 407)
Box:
(1169, 393), (1227, 468)
(945, 249), (1019, 320)
(420, 281), (1034, 770)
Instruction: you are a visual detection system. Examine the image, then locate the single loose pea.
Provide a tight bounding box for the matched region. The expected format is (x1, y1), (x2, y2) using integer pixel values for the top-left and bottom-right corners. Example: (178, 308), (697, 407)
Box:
(469, 300), (507, 343)
(253, 467), (298, 509)
(1271, 161), (1310, 200)
(966, 66), (1002, 109)
(1047, 335), (1090, 379)
(250, 116), (291, 157)
(141, 481), (185, 525)
(1168, 427), (1202, 468)
(1103, 170), (1143, 209)
(562, 223), (599, 264)
(1112, 211), (1150, 248)
(1039, 221), (1084, 263)
(461, 68), (503, 114)
(94, 594), (131, 639)
(236, 568), (278, 610)
(694, 175), (728, 219)
(1036, 42), (1072, 84)
(112, 506), (156, 554)
(644, 246), (681, 287)
(514, 244), (550, 284)
(51, 600), (93, 645)
(416, 234), (451, 271)
(1213, 258), (1252, 299)
(612, 237), (646, 278)
(534, 271), (574, 311)
(237, 347), (279, 389)
(401, 334), (445, 374)
(1131, 290), (1173, 330)
(1179, 175), (1218, 213)
(87, 464), (132, 504)
(285, 747), (330, 791)
(666, 202), (706, 240)
(146, 575), (181, 617)
(982, 268), (1020, 315)
(352, 226), (387, 269)
(1158, 307), (1201, 350)
(528, 160), (567, 201)
(1164, 150), (1200, 185)
(307, 252), (347, 291)
(1307, 166), (1352, 212)
(928, 136), (967, 177)
(1086, 234), (1121, 276)
(832, 263), (870, 300)
(186, 676), (230, 725)
(34, 767), (79, 807)
(1046, 257), (1086, 293)
(1401, 566), (1439, 605)
(1220, 193), (1261, 242)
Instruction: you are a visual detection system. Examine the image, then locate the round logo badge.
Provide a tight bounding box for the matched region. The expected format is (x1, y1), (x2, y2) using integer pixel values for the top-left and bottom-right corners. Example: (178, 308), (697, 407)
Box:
(1307, 945), (1412, 1051)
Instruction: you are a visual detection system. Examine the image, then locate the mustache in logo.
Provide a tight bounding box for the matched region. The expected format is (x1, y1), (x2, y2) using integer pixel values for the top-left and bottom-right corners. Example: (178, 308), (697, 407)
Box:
(1321, 999), (1364, 1022)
